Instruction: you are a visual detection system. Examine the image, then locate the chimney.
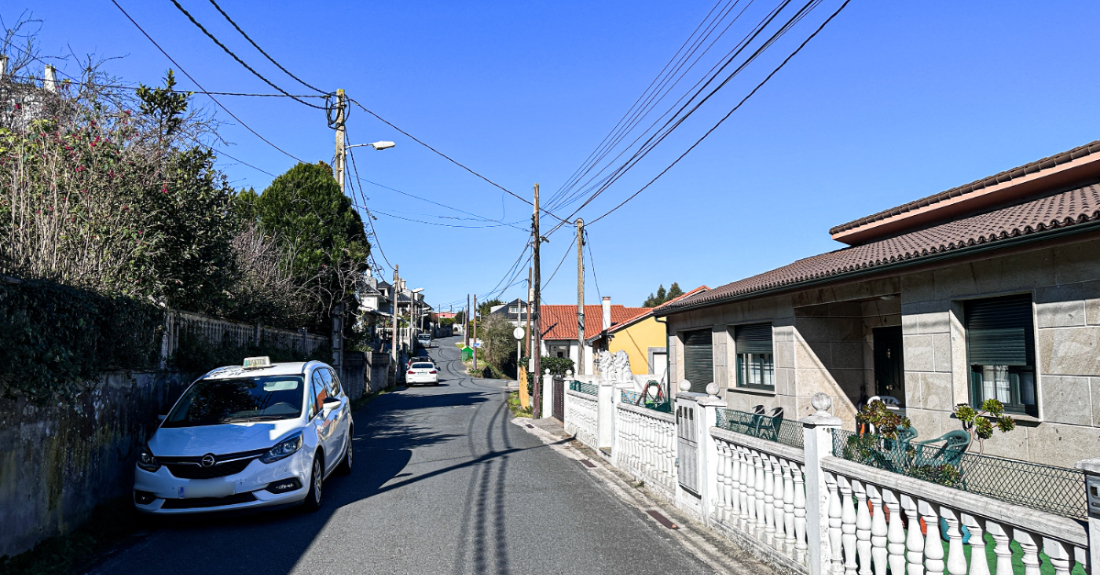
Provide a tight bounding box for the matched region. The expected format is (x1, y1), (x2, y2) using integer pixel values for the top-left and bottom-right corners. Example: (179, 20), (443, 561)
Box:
(602, 296), (611, 332)
(44, 65), (58, 93)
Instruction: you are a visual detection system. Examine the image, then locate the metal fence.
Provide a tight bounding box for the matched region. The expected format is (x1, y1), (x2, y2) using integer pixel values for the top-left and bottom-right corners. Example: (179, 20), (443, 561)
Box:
(714, 408), (804, 450)
(620, 390), (672, 413)
(568, 380), (598, 396)
(831, 428), (1086, 520)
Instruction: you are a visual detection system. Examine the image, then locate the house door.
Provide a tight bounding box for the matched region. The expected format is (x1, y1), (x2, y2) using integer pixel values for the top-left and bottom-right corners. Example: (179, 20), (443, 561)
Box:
(873, 326), (904, 403)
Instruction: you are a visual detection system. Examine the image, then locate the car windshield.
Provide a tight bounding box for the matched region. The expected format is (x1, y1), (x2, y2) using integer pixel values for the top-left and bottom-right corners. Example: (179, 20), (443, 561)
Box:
(163, 376), (305, 428)
(412, 363), (434, 369)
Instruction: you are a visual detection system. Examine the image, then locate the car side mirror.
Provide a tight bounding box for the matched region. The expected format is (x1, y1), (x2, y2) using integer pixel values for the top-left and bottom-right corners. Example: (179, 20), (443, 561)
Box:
(323, 396), (340, 405)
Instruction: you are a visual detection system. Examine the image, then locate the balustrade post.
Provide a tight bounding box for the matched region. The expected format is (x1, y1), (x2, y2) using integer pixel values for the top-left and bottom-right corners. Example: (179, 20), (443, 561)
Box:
(900, 495), (924, 575)
(802, 393), (844, 575)
(986, 521), (1013, 575)
(794, 463), (808, 563)
(867, 485), (887, 575)
(839, 476), (858, 575)
(739, 446), (751, 530)
(696, 383), (727, 527)
(781, 459), (796, 555)
(1075, 457), (1100, 572)
(854, 480), (872, 575)
(597, 379), (615, 453)
(1014, 529), (1040, 575)
(883, 489), (906, 575)
(940, 507), (966, 575)
(960, 514), (989, 575)
(918, 500), (944, 575)
(542, 370), (553, 419)
(1042, 537), (1071, 575)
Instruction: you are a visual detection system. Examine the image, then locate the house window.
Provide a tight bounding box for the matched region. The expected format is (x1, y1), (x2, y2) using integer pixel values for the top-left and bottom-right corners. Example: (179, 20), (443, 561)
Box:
(734, 323), (774, 390)
(966, 294), (1036, 416)
(509, 306), (519, 314)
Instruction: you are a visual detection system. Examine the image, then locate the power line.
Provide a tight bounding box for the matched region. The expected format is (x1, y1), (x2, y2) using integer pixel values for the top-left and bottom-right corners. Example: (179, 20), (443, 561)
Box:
(588, 0), (849, 225)
(541, 236), (577, 289)
(5, 74), (324, 98)
(167, 0), (325, 109)
(205, 0), (327, 94)
(109, 0), (306, 163)
(585, 231), (602, 300)
(551, 0), (827, 233)
(346, 97), (568, 225)
(347, 142), (394, 270)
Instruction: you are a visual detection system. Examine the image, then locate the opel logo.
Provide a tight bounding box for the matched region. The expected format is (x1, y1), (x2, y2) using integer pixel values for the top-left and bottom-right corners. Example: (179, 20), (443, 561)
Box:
(201, 454), (216, 468)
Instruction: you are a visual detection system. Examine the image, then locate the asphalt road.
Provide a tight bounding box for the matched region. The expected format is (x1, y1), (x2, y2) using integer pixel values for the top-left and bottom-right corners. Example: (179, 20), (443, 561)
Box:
(90, 336), (715, 575)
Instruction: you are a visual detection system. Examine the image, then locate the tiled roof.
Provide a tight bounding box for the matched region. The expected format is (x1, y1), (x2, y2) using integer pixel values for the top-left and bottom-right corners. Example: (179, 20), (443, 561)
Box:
(830, 140), (1100, 236)
(586, 286), (710, 342)
(541, 304), (650, 340)
(663, 183), (1100, 314)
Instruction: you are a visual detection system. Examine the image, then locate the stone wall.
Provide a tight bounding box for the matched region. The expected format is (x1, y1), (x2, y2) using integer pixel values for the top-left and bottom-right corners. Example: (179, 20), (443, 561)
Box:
(365, 352), (390, 394)
(901, 238), (1100, 467)
(0, 370), (193, 558)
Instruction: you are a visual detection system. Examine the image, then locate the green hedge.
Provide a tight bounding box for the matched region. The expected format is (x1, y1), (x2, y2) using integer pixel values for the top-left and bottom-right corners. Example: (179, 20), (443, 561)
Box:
(0, 278), (163, 403)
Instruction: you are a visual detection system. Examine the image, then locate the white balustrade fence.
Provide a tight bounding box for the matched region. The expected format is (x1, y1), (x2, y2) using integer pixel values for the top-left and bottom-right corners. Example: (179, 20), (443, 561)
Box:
(615, 403), (677, 496)
(712, 427), (809, 571)
(564, 389), (598, 450)
(557, 387), (1096, 575)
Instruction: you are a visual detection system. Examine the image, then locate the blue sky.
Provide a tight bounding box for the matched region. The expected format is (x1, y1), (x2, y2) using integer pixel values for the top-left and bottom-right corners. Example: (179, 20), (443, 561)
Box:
(10, 1), (1100, 313)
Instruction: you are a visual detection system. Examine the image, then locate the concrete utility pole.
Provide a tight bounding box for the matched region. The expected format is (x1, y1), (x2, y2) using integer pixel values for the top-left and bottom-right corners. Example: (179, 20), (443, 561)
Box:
(391, 265), (399, 372)
(465, 294), (470, 348)
(472, 294), (478, 371)
(333, 88), (347, 193)
(576, 218), (585, 375)
(532, 184), (543, 416)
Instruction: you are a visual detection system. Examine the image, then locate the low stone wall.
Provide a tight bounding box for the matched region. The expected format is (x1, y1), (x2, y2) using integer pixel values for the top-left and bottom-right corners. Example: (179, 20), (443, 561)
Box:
(0, 370), (194, 558)
(365, 352), (390, 394)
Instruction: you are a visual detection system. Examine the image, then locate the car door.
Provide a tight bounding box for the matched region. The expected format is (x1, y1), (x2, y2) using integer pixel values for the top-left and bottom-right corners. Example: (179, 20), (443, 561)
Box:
(321, 368), (349, 466)
(317, 369), (344, 473)
(309, 370), (332, 465)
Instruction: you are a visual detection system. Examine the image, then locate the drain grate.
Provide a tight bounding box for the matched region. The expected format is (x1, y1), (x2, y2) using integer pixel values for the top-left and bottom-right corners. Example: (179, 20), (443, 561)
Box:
(580, 459), (597, 468)
(526, 424), (534, 429)
(647, 510), (678, 529)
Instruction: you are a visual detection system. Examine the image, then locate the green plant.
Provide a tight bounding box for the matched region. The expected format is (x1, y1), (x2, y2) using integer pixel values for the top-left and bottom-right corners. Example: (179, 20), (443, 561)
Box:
(909, 463), (963, 487)
(855, 400), (912, 439)
(953, 399), (1016, 454)
(171, 327), (331, 374)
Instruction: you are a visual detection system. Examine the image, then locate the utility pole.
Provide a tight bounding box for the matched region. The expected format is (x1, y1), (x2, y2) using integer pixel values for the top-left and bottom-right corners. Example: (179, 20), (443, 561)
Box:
(465, 294), (470, 348)
(333, 88), (347, 193)
(391, 265), (400, 381)
(532, 184), (542, 417)
(472, 294), (478, 371)
(526, 267), (533, 360)
(576, 218), (585, 375)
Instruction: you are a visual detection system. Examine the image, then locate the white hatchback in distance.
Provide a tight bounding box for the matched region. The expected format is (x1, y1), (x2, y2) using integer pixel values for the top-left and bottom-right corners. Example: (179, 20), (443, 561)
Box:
(133, 358), (353, 515)
(406, 361), (439, 385)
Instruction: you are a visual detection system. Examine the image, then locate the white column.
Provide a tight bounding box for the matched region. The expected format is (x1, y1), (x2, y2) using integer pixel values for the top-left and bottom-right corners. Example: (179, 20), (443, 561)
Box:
(919, 499), (944, 575)
(940, 507), (966, 575)
(986, 521), (1013, 575)
(542, 370), (553, 418)
(867, 485), (887, 575)
(1014, 529), (1040, 575)
(960, 514), (989, 575)
(597, 379), (615, 451)
(900, 494), (924, 575)
(802, 392), (843, 575)
(697, 387), (727, 525)
(883, 489), (906, 575)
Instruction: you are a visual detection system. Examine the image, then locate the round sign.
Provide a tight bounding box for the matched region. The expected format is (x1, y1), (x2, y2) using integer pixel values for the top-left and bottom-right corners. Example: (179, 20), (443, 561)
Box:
(513, 327), (525, 340)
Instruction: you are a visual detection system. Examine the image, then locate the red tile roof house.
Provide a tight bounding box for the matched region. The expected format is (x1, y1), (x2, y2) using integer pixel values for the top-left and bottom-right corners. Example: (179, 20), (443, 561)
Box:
(539, 298), (649, 374)
(655, 140), (1100, 468)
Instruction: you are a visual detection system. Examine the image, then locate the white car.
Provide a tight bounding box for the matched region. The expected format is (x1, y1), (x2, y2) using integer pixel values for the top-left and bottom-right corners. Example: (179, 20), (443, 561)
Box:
(417, 334), (432, 348)
(133, 358), (353, 515)
(406, 361), (439, 385)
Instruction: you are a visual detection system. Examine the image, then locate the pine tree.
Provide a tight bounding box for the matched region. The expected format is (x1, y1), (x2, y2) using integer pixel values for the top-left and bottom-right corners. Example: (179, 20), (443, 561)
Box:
(667, 283), (684, 300)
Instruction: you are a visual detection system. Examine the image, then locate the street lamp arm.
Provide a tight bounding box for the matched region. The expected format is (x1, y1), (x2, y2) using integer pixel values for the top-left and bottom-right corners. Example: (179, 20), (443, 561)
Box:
(347, 141), (396, 151)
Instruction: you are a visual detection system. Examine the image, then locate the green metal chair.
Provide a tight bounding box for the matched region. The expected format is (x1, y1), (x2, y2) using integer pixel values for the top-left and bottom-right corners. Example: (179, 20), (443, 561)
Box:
(914, 429), (971, 468)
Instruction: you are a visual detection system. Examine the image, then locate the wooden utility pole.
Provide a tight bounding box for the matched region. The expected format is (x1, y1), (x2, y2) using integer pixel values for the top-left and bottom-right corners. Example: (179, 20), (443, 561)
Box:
(333, 88), (347, 193)
(532, 184), (543, 416)
(526, 267), (533, 359)
(472, 294), (478, 371)
(576, 218), (585, 375)
(464, 294), (470, 348)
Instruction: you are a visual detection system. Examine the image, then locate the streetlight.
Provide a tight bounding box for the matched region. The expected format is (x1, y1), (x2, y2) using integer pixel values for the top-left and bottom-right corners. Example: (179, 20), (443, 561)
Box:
(347, 141), (395, 151)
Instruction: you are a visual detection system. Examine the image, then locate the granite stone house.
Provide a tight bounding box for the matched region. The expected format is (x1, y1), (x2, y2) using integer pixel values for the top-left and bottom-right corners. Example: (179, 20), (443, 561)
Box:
(656, 140), (1100, 467)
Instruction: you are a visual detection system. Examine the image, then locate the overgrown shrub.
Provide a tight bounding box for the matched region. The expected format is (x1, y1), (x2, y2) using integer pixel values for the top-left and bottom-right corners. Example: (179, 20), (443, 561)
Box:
(0, 278), (162, 403)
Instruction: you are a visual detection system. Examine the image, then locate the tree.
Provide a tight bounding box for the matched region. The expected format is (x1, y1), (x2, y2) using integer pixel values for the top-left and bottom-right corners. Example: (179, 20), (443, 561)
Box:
(250, 162), (370, 329)
(643, 283), (684, 307)
(477, 298), (503, 319)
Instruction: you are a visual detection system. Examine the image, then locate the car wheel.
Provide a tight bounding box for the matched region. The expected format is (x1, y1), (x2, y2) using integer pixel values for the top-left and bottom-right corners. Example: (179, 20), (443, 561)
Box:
(303, 453), (323, 511)
(337, 432), (353, 475)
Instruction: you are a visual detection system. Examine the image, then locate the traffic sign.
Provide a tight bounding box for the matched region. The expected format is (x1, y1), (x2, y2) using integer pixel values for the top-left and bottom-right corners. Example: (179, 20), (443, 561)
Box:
(513, 327), (525, 340)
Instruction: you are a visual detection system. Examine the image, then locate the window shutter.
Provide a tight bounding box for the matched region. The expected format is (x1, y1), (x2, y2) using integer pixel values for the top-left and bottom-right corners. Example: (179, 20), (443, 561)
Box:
(734, 323), (773, 355)
(682, 329), (713, 393)
(966, 295), (1033, 366)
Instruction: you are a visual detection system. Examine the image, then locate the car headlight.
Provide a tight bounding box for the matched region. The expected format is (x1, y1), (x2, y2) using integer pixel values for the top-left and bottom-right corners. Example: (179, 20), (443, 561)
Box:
(260, 433), (303, 464)
(137, 445), (160, 472)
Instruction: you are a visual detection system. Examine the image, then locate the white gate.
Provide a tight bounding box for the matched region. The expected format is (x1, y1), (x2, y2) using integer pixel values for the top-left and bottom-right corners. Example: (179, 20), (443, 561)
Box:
(676, 403), (700, 495)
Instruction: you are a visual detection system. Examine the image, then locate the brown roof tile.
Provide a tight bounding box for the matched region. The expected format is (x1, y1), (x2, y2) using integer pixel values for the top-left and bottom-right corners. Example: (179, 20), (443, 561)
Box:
(663, 183), (1100, 313)
(830, 140), (1100, 237)
(540, 304), (650, 340)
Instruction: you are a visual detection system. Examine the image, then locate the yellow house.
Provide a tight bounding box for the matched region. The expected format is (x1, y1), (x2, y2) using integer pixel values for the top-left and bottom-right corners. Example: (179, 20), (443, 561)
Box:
(587, 287), (708, 377)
